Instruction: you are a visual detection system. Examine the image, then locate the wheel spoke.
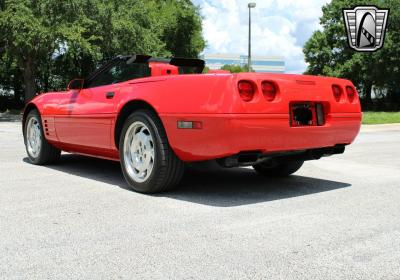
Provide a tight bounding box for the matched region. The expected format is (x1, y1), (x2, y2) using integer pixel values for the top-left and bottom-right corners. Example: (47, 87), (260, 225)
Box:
(26, 117), (42, 158)
(123, 121), (155, 183)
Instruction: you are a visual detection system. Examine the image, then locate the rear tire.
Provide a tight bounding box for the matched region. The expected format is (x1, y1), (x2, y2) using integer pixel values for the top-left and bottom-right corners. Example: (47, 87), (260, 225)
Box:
(119, 110), (184, 193)
(253, 160), (304, 177)
(24, 109), (61, 165)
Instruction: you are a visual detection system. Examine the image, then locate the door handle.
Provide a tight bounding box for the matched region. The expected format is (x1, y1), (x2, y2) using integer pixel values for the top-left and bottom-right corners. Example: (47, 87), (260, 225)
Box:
(105, 92), (115, 99)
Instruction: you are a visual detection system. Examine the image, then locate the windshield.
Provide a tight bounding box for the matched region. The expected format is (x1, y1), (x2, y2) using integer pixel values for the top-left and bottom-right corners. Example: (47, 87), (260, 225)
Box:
(86, 60), (151, 88)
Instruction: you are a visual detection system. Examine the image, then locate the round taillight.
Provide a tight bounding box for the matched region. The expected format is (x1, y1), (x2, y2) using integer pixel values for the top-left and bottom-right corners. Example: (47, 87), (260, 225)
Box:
(238, 81), (255, 102)
(332, 85), (342, 102)
(262, 81), (277, 102)
(346, 86), (356, 103)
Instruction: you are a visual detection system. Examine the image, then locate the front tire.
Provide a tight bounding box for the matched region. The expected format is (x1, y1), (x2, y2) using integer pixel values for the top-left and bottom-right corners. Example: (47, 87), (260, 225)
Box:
(253, 160), (304, 177)
(119, 110), (184, 193)
(24, 109), (61, 165)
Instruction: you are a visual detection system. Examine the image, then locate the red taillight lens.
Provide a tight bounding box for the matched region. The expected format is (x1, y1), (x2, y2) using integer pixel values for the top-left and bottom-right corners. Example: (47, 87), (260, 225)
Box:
(346, 86), (356, 103)
(332, 85), (342, 102)
(238, 81), (255, 102)
(261, 81), (277, 102)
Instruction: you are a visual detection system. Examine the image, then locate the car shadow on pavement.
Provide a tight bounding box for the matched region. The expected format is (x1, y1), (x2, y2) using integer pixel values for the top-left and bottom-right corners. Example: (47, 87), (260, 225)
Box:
(164, 163), (351, 207)
(24, 154), (128, 189)
(24, 154), (351, 207)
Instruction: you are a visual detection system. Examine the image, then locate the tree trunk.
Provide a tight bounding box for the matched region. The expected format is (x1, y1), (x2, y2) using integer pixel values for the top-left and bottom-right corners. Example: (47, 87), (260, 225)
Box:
(386, 86), (400, 111)
(23, 57), (36, 103)
(13, 70), (24, 109)
(364, 82), (373, 108)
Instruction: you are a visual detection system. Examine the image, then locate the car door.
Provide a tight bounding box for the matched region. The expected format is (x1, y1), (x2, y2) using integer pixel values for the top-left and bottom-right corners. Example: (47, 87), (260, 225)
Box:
(55, 65), (123, 150)
(55, 84), (119, 150)
(54, 58), (151, 151)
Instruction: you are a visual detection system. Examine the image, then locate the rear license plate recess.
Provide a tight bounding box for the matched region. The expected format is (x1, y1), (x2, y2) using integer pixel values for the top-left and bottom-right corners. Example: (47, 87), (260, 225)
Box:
(290, 102), (325, 127)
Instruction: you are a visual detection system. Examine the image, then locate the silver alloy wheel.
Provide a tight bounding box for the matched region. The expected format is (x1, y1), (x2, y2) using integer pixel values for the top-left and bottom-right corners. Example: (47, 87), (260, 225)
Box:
(123, 121), (155, 183)
(26, 116), (42, 158)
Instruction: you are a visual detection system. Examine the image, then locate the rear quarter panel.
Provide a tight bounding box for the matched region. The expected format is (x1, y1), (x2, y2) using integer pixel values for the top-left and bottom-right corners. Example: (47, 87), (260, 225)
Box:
(115, 74), (236, 114)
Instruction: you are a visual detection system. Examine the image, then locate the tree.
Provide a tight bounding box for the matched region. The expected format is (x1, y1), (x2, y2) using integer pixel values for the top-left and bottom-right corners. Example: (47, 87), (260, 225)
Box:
(0, 0), (205, 104)
(0, 0), (107, 102)
(220, 64), (253, 73)
(157, 0), (205, 58)
(303, 0), (400, 109)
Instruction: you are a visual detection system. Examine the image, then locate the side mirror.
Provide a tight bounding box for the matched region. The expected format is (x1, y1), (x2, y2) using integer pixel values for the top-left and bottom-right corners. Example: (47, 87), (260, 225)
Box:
(67, 79), (85, 91)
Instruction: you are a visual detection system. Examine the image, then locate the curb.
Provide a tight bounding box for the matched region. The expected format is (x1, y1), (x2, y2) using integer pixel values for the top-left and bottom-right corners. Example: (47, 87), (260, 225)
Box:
(361, 123), (400, 132)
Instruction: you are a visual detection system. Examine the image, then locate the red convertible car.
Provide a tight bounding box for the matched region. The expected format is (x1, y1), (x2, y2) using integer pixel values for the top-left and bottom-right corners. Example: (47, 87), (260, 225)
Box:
(23, 55), (361, 193)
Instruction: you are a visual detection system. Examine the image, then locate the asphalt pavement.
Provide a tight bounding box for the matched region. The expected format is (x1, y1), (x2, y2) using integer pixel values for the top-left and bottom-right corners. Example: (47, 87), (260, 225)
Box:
(1, 119), (400, 279)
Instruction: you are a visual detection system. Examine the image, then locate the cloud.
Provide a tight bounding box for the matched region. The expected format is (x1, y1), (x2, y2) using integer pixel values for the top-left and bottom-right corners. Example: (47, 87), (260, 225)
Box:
(192, 0), (330, 73)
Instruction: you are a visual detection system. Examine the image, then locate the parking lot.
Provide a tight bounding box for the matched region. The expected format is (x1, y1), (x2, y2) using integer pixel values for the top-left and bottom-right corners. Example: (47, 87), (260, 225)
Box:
(1, 119), (400, 279)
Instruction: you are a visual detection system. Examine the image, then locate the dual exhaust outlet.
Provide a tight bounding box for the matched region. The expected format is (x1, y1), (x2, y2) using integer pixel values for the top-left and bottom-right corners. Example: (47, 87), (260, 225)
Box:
(217, 145), (346, 168)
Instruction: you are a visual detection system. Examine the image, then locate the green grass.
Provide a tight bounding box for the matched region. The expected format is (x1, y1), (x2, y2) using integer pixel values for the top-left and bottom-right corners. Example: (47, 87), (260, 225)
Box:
(362, 112), (400, 125)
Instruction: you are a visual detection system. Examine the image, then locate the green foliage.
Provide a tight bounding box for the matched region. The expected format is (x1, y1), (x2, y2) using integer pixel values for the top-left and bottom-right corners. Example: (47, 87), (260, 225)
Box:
(220, 64), (253, 73)
(157, 0), (205, 58)
(202, 66), (210, 73)
(0, 0), (205, 104)
(303, 0), (400, 109)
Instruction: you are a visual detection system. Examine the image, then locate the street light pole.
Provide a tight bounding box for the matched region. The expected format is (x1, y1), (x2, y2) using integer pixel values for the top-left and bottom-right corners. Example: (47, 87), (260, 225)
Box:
(248, 2), (256, 72)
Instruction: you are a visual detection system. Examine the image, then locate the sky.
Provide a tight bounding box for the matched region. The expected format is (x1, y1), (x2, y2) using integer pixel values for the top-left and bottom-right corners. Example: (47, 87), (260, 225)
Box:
(191, 0), (330, 73)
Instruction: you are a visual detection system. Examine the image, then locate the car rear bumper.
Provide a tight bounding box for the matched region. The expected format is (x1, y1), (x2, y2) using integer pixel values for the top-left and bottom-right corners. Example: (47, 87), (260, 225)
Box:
(160, 113), (362, 162)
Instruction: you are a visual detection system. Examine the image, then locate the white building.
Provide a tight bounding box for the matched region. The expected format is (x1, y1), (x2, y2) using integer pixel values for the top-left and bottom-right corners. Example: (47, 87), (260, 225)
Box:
(202, 53), (285, 73)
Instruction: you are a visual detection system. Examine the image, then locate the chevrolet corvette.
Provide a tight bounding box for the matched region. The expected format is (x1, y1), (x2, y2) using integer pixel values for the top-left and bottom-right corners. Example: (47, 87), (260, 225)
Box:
(23, 54), (362, 193)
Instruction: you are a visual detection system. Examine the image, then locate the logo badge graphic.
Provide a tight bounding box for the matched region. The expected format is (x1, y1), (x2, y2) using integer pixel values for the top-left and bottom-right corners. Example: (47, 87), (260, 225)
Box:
(343, 6), (389, 52)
